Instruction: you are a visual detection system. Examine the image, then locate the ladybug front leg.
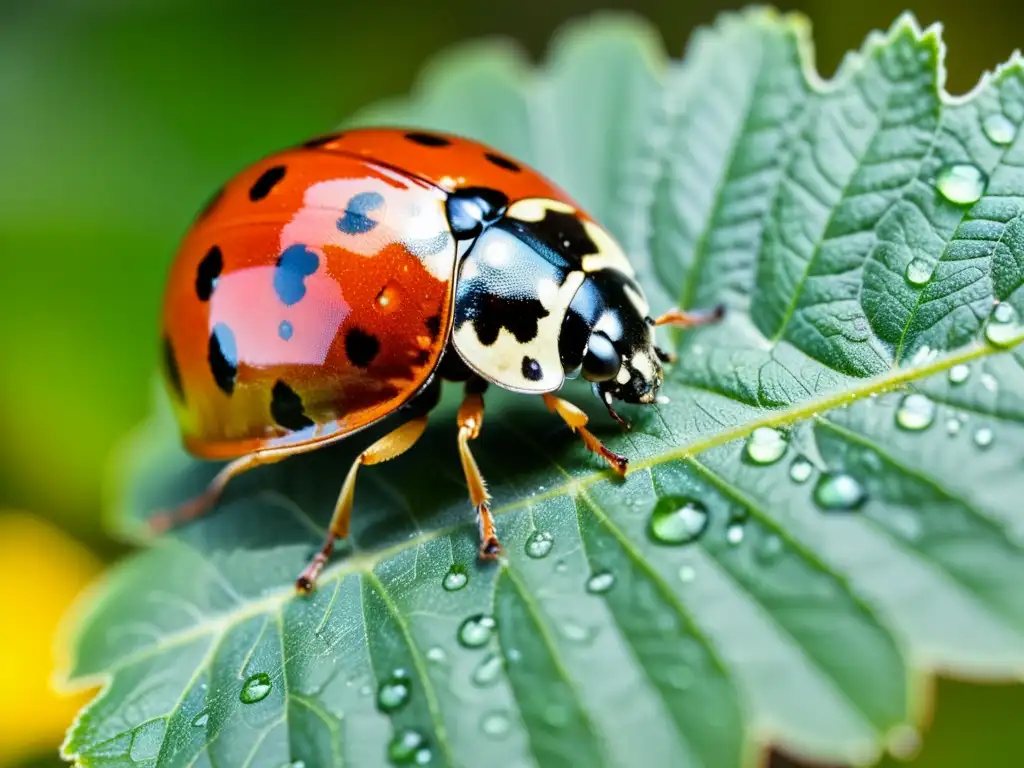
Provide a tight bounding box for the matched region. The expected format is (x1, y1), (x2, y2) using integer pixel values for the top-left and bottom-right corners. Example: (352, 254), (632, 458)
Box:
(542, 393), (628, 476)
(652, 304), (725, 328)
(296, 416), (429, 593)
(456, 380), (502, 559)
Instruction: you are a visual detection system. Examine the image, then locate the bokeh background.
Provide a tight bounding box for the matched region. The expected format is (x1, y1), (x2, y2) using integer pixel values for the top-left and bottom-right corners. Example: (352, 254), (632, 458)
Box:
(2, 0), (1022, 765)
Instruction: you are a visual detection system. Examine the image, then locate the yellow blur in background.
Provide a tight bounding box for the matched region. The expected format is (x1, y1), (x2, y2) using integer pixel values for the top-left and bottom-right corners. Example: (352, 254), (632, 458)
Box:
(3, 1), (1024, 766)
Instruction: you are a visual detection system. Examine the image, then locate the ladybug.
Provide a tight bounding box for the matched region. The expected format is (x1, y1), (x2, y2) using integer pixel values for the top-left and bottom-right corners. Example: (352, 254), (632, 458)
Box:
(154, 127), (723, 592)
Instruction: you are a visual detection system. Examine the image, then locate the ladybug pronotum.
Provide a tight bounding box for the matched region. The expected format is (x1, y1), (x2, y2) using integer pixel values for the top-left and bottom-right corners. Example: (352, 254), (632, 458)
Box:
(155, 127), (724, 592)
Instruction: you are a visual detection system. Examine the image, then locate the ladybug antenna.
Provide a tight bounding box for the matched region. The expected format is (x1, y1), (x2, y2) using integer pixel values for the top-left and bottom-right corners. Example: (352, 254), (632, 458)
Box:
(595, 384), (631, 431)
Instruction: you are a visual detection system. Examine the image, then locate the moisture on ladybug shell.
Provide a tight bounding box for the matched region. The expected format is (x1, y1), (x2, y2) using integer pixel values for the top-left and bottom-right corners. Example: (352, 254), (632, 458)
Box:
(155, 127), (723, 592)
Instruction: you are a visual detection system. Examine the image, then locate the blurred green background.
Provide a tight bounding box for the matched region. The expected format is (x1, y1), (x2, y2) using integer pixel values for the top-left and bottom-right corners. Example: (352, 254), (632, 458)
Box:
(2, 0), (1022, 765)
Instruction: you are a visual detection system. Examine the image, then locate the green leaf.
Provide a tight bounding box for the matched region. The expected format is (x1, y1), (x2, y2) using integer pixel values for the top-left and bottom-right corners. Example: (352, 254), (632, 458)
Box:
(61, 8), (1024, 767)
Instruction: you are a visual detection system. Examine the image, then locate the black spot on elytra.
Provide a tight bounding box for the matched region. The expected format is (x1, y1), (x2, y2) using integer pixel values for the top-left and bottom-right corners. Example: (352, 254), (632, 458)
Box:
(195, 246), (223, 301)
(425, 314), (441, 339)
(270, 380), (314, 431)
(162, 336), (185, 401)
(274, 244), (320, 306)
(345, 327), (380, 367)
(522, 356), (543, 381)
(414, 348), (432, 366)
(249, 165), (287, 202)
(446, 186), (509, 239)
(522, 208), (598, 265)
(208, 323), (238, 395)
(455, 292), (550, 346)
(337, 191), (384, 235)
(484, 152), (521, 172)
(405, 131), (450, 147)
(302, 132), (344, 148)
(195, 186), (224, 221)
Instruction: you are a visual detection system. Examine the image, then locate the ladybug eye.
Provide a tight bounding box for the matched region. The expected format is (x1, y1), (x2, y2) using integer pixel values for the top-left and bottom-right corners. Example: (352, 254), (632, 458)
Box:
(581, 332), (621, 383)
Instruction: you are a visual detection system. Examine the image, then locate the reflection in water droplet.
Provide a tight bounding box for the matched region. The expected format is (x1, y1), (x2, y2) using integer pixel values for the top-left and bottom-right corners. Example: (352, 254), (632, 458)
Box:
(678, 565), (696, 583)
(744, 427), (788, 465)
(240, 672), (272, 703)
(789, 458), (813, 484)
(814, 473), (867, 512)
(471, 652), (503, 687)
(377, 669), (412, 713)
(458, 614), (496, 648)
(481, 710), (512, 739)
(191, 710), (209, 728)
(525, 530), (554, 559)
(376, 282), (402, 311)
(895, 393), (936, 431)
(442, 565), (468, 592)
(974, 427), (994, 448)
(946, 417), (961, 436)
(725, 522), (745, 545)
(586, 571), (615, 594)
(986, 303), (1023, 348)
(904, 259), (933, 286)
(983, 114), (1016, 145)
(388, 729), (428, 765)
(648, 497), (709, 545)
(948, 364), (970, 384)
(936, 163), (986, 205)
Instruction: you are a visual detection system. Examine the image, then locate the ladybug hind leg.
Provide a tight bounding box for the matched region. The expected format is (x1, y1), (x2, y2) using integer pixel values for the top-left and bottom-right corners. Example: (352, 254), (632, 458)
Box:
(456, 380), (501, 559)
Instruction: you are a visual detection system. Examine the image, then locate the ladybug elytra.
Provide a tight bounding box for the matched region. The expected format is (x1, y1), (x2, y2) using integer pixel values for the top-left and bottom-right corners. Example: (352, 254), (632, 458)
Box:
(154, 127), (723, 592)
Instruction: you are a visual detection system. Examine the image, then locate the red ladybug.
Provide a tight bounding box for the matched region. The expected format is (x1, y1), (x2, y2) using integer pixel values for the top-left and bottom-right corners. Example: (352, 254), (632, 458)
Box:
(155, 127), (723, 592)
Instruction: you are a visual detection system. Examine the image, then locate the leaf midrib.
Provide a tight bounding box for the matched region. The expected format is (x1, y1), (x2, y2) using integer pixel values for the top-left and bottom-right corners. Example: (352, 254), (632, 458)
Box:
(68, 335), (1019, 686)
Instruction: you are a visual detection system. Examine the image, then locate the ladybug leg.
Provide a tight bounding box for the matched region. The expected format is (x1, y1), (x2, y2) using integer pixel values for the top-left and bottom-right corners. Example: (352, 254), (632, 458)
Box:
(296, 416), (429, 593)
(456, 381), (501, 559)
(652, 304), (725, 328)
(542, 393), (628, 476)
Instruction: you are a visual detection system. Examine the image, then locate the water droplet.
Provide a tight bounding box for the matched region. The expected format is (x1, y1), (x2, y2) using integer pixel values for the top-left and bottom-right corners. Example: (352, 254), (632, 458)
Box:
(983, 114), (1016, 145)
(414, 749), (432, 766)
(895, 393), (936, 431)
(678, 565), (696, 583)
(725, 522), (745, 545)
(904, 259), (933, 286)
(560, 621), (596, 644)
(388, 729), (428, 765)
(789, 458), (813, 484)
(755, 533), (784, 565)
(480, 710), (512, 739)
(936, 163), (986, 205)
(986, 303), (1023, 348)
(814, 473), (867, 512)
(647, 497), (709, 545)
(191, 710), (209, 728)
(744, 426), (788, 465)
(458, 614), (496, 648)
(946, 417), (961, 436)
(507, 648), (522, 663)
(948, 364), (970, 384)
(442, 565), (468, 592)
(240, 672), (272, 703)
(981, 373), (998, 392)
(525, 530), (554, 558)
(586, 571), (615, 594)
(973, 427), (994, 448)
(425, 646), (447, 664)
(377, 669), (412, 713)
(471, 652), (503, 687)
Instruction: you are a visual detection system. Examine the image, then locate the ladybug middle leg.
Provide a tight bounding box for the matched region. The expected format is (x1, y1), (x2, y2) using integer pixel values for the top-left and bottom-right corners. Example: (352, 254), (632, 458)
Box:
(542, 393), (628, 476)
(456, 379), (502, 559)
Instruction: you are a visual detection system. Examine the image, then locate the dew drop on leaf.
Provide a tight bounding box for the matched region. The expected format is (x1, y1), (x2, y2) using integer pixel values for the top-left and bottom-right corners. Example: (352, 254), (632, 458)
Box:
(191, 710), (209, 728)
(948, 364), (970, 384)
(895, 393), (936, 431)
(985, 303), (1023, 348)
(377, 669), (412, 713)
(936, 163), (986, 205)
(974, 427), (994, 448)
(388, 729), (428, 765)
(983, 113), (1016, 145)
(586, 570), (615, 593)
(744, 426), (788, 465)
(789, 457), (813, 483)
(813, 473), (867, 512)
(442, 564), (468, 591)
(239, 672), (272, 703)
(725, 522), (745, 545)
(946, 417), (962, 436)
(458, 614), (496, 648)
(525, 530), (554, 558)
(561, 621), (597, 644)
(904, 258), (933, 286)
(481, 710), (512, 739)
(678, 565), (696, 583)
(425, 646), (447, 664)
(647, 496), (709, 545)
(471, 652), (503, 687)
(756, 533), (784, 564)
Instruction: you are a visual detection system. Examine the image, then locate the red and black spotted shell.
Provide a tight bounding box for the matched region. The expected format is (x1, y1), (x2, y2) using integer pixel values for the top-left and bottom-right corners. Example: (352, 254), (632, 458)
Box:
(160, 128), (571, 460)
